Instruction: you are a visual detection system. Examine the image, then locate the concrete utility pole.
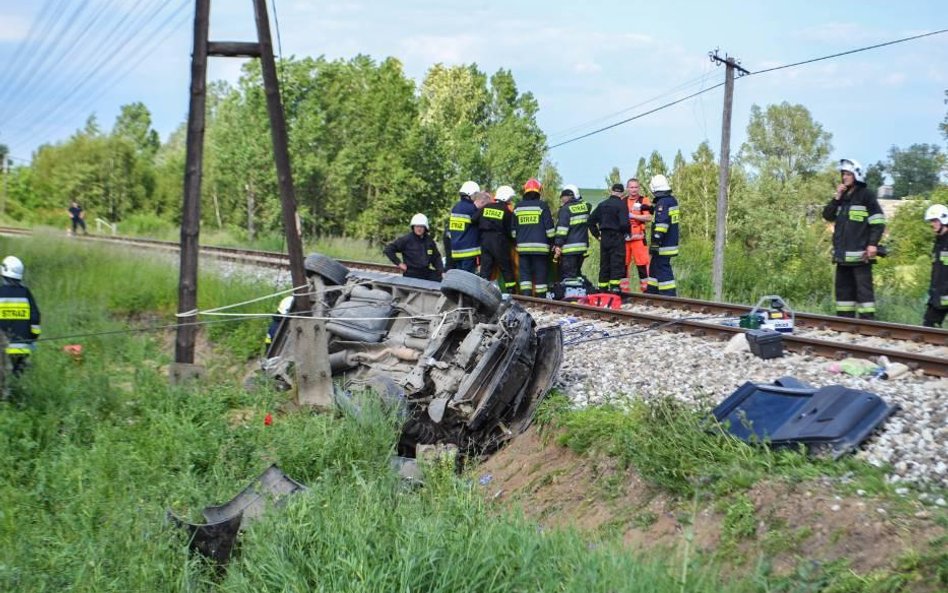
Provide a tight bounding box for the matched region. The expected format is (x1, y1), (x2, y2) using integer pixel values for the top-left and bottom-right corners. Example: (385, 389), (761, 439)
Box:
(172, 0), (309, 382)
(708, 49), (749, 302)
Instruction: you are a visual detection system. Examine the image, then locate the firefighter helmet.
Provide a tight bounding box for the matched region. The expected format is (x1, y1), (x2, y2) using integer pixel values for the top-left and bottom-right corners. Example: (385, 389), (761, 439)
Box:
(649, 174), (671, 193)
(494, 185), (516, 202)
(924, 204), (948, 225)
(839, 158), (866, 184)
(1, 255), (23, 280)
(459, 181), (480, 196)
(277, 296), (294, 315)
(523, 178), (542, 194)
(410, 213), (430, 229)
(561, 184), (581, 198)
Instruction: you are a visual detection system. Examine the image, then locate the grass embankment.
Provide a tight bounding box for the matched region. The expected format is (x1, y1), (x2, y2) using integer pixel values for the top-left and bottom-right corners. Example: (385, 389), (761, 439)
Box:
(533, 393), (948, 592)
(0, 234), (754, 592)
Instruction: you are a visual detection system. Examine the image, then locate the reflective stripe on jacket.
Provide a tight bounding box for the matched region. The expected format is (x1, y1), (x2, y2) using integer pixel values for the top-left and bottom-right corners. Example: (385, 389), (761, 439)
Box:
(554, 198), (590, 254)
(513, 198), (555, 254)
(822, 184), (885, 266)
(449, 196), (481, 259)
(650, 192), (680, 257)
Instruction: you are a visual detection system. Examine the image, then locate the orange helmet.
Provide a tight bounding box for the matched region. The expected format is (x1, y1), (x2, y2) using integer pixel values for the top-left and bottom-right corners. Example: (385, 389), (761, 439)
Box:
(523, 178), (542, 194)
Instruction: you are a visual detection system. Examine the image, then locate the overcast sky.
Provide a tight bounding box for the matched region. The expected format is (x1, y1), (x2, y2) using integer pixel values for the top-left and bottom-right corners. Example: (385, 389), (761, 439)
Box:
(1, 0), (946, 187)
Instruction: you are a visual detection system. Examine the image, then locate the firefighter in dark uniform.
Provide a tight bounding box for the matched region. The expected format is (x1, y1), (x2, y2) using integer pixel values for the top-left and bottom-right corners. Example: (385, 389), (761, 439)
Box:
(513, 178), (555, 297)
(922, 204), (948, 327)
(448, 180), (482, 274)
(265, 296), (293, 356)
(472, 185), (517, 292)
(645, 175), (680, 296)
(384, 213), (445, 282)
(822, 158), (885, 319)
(553, 184), (590, 283)
(588, 183), (630, 293)
(0, 256), (41, 375)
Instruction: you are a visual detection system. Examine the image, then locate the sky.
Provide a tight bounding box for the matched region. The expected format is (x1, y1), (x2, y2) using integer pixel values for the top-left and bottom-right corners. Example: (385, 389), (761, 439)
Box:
(0, 0), (946, 188)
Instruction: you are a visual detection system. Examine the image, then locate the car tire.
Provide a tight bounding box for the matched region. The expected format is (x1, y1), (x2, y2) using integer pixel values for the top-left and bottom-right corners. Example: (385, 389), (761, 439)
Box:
(304, 253), (349, 286)
(440, 269), (502, 314)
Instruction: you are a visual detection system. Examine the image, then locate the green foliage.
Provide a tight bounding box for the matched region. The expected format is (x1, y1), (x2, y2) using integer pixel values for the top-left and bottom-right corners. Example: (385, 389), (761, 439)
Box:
(605, 165), (622, 187)
(721, 493), (757, 544)
(740, 102), (833, 184)
(887, 143), (945, 198)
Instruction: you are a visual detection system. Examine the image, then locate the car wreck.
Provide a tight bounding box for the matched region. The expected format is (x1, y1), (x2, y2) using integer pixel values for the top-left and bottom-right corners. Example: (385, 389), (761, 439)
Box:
(262, 254), (563, 456)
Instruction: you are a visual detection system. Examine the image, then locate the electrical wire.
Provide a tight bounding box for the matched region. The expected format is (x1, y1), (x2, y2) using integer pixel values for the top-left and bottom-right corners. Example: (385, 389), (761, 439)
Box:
(548, 27), (948, 150)
(3, 1), (191, 147)
(0, 0), (121, 122)
(2, 0), (183, 138)
(0, 0), (72, 107)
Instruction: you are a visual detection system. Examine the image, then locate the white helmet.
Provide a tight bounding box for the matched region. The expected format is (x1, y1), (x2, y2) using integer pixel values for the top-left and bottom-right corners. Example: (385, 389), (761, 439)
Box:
(649, 174), (671, 193)
(924, 204), (948, 225)
(494, 185), (516, 202)
(561, 184), (581, 199)
(410, 213), (429, 229)
(277, 296), (294, 315)
(1, 256), (23, 280)
(839, 158), (865, 184)
(459, 181), (480, 196)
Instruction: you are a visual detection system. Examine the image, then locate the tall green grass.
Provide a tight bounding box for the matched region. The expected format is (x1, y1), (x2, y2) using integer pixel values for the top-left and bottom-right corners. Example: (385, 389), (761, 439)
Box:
(0, 233), (765, 592)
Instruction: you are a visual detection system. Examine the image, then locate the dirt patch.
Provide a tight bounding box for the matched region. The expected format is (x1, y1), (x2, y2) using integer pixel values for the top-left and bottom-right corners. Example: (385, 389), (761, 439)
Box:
(478, 427), (947, 581)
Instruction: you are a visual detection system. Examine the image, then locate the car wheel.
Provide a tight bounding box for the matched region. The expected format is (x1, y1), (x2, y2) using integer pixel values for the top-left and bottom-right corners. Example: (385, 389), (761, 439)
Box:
(304, 253), (349, 286)
(440, 269), (502, 314)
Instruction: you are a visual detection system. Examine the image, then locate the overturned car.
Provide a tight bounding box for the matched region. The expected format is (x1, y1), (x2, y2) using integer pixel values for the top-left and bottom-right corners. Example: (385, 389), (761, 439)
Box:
(263, 254), (563, 456)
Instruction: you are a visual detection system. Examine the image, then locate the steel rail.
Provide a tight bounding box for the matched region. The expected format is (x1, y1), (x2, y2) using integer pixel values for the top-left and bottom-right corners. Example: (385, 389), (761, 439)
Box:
(2, 227), (945, 376)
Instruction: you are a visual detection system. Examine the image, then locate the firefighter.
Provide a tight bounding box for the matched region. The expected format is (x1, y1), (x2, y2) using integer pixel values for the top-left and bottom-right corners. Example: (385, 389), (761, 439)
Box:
(625, 178), (652, 292)
(384, 213), (445, 282)
(473, 185), (517, 292)
(821, 158), (885, 319)
(448, 180), (482, 274)
(923, 204), (948, 327)
(589, 183), (630, 294)
(0, 256), (41, 376)
(513, 178), (555, 297)
(553, 184), (590, 283)
(645, 175), (679, 296)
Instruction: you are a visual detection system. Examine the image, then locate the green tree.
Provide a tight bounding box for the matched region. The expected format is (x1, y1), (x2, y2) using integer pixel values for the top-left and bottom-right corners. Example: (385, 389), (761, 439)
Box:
(864, 161), (886, 195)
(740, 102), (833, 184)
(483, 69), (546, 190)
(673, 141), (718, 240)
(887, 143), (945, 198)
(941, 90), (947, 141)
(604, 166), (621, 187)
(112, 102), (160, 157)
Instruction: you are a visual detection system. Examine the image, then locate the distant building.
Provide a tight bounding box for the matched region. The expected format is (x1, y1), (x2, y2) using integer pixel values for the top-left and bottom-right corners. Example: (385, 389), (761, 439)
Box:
(877, 185), (894, 199)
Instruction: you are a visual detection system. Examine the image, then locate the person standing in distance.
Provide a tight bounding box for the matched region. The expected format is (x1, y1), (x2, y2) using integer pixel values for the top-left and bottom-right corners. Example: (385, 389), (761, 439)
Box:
(68, 201), (87, 236)
(922, 204), (948, 327)
(821, 159), (885, 319)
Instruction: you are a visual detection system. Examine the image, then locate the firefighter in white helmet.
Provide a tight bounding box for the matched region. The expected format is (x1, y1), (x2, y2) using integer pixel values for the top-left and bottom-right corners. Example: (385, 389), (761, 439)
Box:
(265, 295), (294, 355)
(0, 255), (41, 375)
(923, 204), (948, 327)
(471, 186), (517, 292)
(384, 213), (444, 281)
(822, 158), (886, 319)
(447, 181), (482, 273)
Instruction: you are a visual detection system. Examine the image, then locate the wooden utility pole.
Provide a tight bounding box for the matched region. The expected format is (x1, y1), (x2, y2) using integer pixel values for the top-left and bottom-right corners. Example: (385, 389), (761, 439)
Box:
(172, 0), (210, 381)
(251, 0), (309, 312)
(172, 0), (308, 380)
(709, 49), (749, 302)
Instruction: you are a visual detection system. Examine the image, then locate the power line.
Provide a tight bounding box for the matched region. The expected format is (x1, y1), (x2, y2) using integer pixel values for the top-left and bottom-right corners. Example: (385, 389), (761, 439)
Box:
(549, 27), (948, 150)
(0, 0), (73, 107)
(1, 0), (176, 131)
(748, 27), (948, 77)
(548, 82), (726, 149)
(3, 1), (190, 148)
(0, 0), (61, 96)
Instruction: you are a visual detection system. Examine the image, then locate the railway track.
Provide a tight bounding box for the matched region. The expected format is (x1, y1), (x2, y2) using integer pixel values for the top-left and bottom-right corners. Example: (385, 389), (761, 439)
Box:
(3, 227), (946, 377)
